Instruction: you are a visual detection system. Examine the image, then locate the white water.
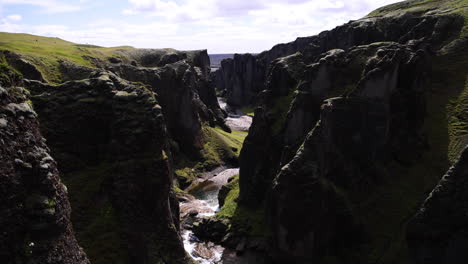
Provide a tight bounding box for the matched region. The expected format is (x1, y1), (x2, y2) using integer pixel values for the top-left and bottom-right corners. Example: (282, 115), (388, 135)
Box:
(180, 98), (252, 263)
(180, 169), (240, 263)
(217, 98), (252, 132)
(182, 230), (224, 264)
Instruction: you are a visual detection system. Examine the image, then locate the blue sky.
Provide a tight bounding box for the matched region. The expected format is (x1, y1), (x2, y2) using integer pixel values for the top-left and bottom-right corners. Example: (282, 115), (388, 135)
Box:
(0, 0), (402, 53)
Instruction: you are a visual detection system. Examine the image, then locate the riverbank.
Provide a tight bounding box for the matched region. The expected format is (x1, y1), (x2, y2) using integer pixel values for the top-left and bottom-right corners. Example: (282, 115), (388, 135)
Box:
(179, 99), (253, 263)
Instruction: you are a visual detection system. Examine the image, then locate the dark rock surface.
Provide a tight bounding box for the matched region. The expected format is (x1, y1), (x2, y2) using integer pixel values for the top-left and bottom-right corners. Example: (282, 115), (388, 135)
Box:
(25, 72), (192, 263)
(235, 6), (467, 263)
(2, 50), (45, 82)
(215, 53), (265, 107)
(269, 43), (431, 262)
(0, 83), (89, 263)
(108, 51), (228, 157)
(214, 12), (463, 109)
(58, 60), (97, 82)
(407, 146), (468, 264)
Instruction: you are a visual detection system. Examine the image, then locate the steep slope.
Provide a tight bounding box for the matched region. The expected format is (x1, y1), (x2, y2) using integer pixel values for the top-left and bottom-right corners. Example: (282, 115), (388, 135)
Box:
(214, 0), (467, 110)
(0, 70), (89, 263)
(0, 31), (233, 184)
(0, 32), (237, 264)
(24, 72), (194, 264)
(209, 0), (468, 263)
(407, 146), (468, 264)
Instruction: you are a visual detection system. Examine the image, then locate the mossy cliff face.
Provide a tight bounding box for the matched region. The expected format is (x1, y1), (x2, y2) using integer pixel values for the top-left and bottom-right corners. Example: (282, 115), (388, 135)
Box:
(407, 145), (468, 264)
(0, 35), (229, 158)
(235, 1), (468, 263)
(1, 38), (231, 263)
(0, 82), (88, 263)
(214, 3), (464, 109)
(25, 72), (193, 264)
(107, 53), (229, 157)
(215, 53), (265, 107)
(269, 44), (432, 263)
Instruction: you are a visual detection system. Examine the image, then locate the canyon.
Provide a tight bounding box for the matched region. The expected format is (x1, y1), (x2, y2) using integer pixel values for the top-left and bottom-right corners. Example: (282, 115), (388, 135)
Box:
(1, 0), (468, 263)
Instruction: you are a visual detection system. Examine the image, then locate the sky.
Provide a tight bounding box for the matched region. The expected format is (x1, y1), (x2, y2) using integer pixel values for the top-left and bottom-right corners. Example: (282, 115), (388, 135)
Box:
(0, 0), (402, 53)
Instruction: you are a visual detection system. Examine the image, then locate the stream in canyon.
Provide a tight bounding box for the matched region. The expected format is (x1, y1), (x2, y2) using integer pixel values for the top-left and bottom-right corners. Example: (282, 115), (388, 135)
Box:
(179, 98), (252, 263)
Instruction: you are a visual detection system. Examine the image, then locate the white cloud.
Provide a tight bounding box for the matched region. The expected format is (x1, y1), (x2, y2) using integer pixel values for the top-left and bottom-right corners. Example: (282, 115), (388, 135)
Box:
(6, 14), (21, 21)
(123, 0), (400, 21)
(118, 0), (402, 52)
(0, 0), (81, 13)
(0, 0), (403, 53)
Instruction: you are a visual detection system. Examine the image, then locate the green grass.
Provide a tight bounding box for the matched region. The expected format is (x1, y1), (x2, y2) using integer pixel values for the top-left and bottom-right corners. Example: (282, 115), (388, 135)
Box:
(215, 175), (270, 237)
(270, 90), (298, 135)
(175, 126), (248, 186)
(367, 0), (468, 37)
(0, 32), (136, 83)
(212, 127), (248, 155)
(0, 52), (23, 86)
(199, 126), (238, 168)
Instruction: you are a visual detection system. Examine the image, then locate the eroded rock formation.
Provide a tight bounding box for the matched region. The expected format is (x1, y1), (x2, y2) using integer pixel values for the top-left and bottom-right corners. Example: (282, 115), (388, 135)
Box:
(231, 3), (468, 263)
(215, 11), (464, 109)
(0, 81), (88, 263)
(407, 146), (468, 264)
(25, 72), (192, 263)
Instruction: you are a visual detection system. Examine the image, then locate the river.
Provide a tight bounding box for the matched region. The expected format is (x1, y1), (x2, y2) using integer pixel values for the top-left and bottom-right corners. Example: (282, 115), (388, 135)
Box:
(179, 98), (252, 263)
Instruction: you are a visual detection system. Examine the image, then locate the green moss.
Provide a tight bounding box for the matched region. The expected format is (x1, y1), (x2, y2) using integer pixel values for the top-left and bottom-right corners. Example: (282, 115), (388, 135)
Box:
(64, 164), (127, 264)
(173, 185), (186, 194)
(175, 166), (197, 183)
(271, 90), (298, 135)
(175, 127), (248, 187)
(240, 105), (255, 116)
(341, 48), (468, 264)
(367, 0), (468, 37)
(199, 126), (238, 168)
(211, 127), (248, 156)
(0, 61), (23, 86)
(216, 175), (270, 237)
(216, 175), (241, 218)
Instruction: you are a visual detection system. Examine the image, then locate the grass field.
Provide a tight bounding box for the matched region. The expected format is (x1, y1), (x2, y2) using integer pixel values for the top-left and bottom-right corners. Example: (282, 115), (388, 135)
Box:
(0, 32), (135, 83)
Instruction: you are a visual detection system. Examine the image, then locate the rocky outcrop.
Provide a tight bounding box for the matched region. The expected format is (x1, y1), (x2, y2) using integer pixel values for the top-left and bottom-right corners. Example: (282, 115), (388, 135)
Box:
(215, 11), (464, 108)
(239, 42), (415, 205)
(108, 51), (229, 157)
(269, 43), (431, 262)
(235, 5), (467, 262)
(1, 50), (45, 82)
(113, 49), (211, 75)
(109, 62), (205, 156)
(215, 53), (265, 107)
(25, 72), (192, 264)
(407, 146), (468, 264)
(0, 83), (89, 263)
(58, 61), (96, 82)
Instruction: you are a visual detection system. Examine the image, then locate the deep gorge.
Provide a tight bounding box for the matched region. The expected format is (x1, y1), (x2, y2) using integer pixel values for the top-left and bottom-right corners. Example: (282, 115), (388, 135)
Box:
(1, 0), (468, 263)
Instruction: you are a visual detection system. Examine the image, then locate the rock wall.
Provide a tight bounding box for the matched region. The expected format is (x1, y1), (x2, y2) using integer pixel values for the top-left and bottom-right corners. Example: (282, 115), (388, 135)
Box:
(235, 7), (467, 263)
(0, 82), (89, 263)
(214, 12), (464, 108)
(25, 72), (192, 264)
(269, 43), (431, 262)
(108, 50), (229, 157)
(407, 146), (468, 264)
(215, 53), (265, 107)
